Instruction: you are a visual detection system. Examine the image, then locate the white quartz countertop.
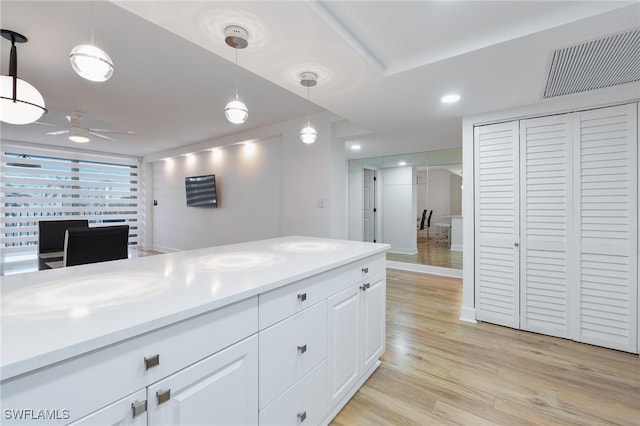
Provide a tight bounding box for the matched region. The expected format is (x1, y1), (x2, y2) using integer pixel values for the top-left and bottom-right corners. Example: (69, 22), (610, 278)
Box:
(1, 236), (388, 380)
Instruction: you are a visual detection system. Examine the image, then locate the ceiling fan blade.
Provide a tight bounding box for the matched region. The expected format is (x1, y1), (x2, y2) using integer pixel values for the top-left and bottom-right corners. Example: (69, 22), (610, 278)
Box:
(90, 132), (116, 142)
(34, 121), (58, 127)
(46, 130), (70, 135)
(89, 129), (135, 135)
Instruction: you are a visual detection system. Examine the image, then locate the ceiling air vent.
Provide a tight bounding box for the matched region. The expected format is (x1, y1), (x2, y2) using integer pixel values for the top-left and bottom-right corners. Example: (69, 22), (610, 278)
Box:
(544, 29), (640, 98)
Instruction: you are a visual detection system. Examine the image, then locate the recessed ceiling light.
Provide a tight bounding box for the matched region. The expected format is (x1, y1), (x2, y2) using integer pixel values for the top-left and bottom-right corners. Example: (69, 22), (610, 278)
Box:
(351, 144), (361, 151)
(399, 161), (407, 166)
(441, 94), (460, 104)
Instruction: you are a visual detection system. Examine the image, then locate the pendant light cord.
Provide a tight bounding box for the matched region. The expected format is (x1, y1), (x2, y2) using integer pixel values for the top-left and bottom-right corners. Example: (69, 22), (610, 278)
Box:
(90, 0), (95, 45)
(234, 47), (239, 101)
(306, 85), (311, 126)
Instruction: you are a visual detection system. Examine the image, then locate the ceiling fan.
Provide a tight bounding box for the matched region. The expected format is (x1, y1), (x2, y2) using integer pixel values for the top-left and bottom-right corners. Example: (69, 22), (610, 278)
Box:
(42, 111), (135, 143)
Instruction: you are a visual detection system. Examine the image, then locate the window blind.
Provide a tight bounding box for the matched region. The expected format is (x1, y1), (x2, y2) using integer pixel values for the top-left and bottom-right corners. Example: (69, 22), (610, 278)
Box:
(1, 142), (143, 258)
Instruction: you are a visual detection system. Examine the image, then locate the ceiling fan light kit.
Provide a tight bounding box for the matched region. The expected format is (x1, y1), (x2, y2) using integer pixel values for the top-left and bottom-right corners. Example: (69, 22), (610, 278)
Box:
(224, 25), (249, 124)
(0, 29), (47, 125)
(69, 125), (90, 143)
(299, 71), (318, 144)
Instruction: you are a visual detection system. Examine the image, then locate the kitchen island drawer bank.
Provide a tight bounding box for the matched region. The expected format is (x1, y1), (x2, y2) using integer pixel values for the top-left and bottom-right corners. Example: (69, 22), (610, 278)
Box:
(1, 236), (389, 426)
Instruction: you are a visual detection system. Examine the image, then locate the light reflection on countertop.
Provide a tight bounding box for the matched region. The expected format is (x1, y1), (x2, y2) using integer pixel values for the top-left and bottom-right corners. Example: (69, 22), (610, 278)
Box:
(271, 240), (345, 253)
(187, 251), (286, 271)
(2, 272), (165, 320)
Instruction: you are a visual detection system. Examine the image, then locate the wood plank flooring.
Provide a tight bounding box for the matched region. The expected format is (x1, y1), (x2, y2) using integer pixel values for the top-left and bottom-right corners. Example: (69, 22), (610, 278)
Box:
(386, 239), (463, 269)
(331, 269), (640, 425)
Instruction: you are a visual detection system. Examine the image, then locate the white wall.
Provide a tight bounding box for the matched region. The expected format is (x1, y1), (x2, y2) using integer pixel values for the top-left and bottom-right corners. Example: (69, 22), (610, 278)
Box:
(151, 137), (283, 252)
(426, 169), (451, 225)
(381, 167), (416, 254)
(146, 111), (347, 252)
(348, 160), (364, 241)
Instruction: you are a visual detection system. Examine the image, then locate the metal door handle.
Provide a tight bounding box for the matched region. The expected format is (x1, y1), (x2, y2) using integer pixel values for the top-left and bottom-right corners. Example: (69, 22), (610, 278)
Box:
(362, 267), (369, 274)
(297, 292), (307, 302)
(156, 389), (171, 405)
(144, 354), (159, 370)
(514, 242), (519, 247)
(131, 400), (147, 418)
(297, 344), (307, 354)
(297, 411), (307, 423)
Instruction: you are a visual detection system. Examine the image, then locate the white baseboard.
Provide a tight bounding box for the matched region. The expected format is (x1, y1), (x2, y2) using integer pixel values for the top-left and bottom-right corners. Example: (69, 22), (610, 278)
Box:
(386, 260), (463, 278)
(152, 244), (180, 253)
(387, 248), (418, 255)
(459, 306), (477, 323)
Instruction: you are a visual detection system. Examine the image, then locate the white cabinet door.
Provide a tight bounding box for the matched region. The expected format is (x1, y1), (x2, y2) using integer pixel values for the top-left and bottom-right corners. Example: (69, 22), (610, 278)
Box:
(519, 114), (573, 338)
(575, 103), (638, 353)
(68, 389), (147, 426)
(327, 285), (360, 408)
(360, 274), (385, 372)
(474, 121), (520, 328)
(147, 335), (258, 426)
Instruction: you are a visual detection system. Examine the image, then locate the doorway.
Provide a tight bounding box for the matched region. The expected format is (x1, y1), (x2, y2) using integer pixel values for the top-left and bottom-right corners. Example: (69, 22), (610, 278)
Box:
(363, 169), (376, 242)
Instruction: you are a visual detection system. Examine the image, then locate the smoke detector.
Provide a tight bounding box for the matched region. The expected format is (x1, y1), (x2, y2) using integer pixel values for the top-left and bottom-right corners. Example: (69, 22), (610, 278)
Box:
(224, 25), (249, 49)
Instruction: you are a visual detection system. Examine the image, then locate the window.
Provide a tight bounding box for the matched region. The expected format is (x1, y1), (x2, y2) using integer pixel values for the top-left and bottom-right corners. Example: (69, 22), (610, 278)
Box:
(1, 142), (143, 260)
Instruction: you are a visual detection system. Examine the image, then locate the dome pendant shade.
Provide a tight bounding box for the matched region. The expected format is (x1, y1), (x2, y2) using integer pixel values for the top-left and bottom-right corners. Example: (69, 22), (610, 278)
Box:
(70, 44), (114, 82)
(225, 99), (248, 124)
(0, 75), (46, 124)
(300, 125), (318, 144)
(0, 29), (47, 125)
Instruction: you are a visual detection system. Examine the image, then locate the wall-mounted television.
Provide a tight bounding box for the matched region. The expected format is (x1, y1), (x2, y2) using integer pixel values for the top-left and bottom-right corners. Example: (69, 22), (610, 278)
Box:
(185, 174), (217, 207)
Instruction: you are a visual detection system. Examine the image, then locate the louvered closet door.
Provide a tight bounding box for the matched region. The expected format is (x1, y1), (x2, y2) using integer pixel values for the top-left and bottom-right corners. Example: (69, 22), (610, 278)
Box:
(474, 121), (520, 328)
(575, 103), (638, 353)
(520, 114), (573, 338)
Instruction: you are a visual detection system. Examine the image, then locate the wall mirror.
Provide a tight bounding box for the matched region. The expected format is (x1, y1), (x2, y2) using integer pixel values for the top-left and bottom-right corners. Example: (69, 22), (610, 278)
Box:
(348, 148), (462, 270)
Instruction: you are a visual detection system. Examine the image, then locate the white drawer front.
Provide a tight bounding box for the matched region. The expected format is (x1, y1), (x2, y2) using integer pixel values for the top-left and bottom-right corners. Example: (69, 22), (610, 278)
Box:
(260, 360), (327, 426)
(259, 263), (361, 330)
(1, 297), (258, 425)
(259, 301), (327, 409)
(360, 253), (386, 281)
(67, 389), (147, 426)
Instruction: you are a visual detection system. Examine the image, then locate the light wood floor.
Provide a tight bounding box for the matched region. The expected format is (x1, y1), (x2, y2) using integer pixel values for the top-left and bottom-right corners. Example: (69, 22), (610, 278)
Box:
(331, 269), (640, 425)
(386, 238), (463, 269)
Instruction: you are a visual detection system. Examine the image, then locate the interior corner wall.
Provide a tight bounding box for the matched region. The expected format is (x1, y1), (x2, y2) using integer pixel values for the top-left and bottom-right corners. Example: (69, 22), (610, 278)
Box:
(381, 166), (417, 254)
(348, 160), (365, 242)
(282, 111), (342, 238)
(151, 136), (283, 252)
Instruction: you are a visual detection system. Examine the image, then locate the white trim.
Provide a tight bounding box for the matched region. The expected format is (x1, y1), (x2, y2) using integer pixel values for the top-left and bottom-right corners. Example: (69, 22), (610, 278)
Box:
(450, 244), (463, 252)
(386, 248), (418, 255)
(386, 260), (462, 278)
(459, 306), (477, 324)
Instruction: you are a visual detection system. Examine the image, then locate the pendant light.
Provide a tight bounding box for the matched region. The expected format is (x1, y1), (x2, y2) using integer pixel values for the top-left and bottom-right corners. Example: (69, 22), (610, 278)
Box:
(69, 1), (113, 82)
(0, 29), (47, 125)
(224, 25), (249, 124)
(299, 71), (318, 144)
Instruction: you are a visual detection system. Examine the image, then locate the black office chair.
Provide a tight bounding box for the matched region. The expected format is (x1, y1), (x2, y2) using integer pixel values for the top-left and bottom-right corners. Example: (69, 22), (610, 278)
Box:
(38, 219), (89, 255)
(63, 225), (129, 267)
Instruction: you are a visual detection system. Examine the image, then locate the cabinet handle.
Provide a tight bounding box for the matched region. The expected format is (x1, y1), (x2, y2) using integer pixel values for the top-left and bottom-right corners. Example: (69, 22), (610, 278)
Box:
(131, 400), (147, 418)
(514, 242), (519, 247)
(144, 354), (160, 370)
(297, 411), (307, 423)
(297, 292), (307, 302)
(156, 389), (171, 405)
(360, 283), (370, 291)
(297, 344), (307, 354)
(362, 267), (369, 274)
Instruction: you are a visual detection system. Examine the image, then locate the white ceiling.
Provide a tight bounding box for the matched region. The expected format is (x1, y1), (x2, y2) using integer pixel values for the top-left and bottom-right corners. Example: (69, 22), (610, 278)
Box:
(1, 1), (638, 160)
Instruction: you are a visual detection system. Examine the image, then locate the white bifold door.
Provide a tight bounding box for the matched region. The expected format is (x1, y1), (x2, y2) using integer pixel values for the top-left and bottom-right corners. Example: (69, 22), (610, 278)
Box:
(475, 103), (638, 353)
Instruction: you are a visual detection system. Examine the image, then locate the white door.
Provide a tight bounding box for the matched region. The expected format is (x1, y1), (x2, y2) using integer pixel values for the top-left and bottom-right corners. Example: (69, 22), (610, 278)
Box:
(474, 121), (520, 328)
(574, 103), (638, 353)
(68, 389), (147, 426)
(147, 335), (258, 426)
(363, 169), (375, 242)
(327, 285), (360, 408)
(519, 114), (573, 338)
(360, 274), (386, 373)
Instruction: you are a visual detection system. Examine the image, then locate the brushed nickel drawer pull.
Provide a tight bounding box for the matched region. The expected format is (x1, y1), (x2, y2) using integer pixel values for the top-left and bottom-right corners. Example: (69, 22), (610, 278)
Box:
(156, 389), (171, 405)
(362, 267), (369, 274)
(297, 411), (307, 423)
(360, 283), (371, 291)
(297, 292), (307, 302)
(144, 354), (160, 370)
(297, 344), (307, 354)
(131, 400), (147, 418)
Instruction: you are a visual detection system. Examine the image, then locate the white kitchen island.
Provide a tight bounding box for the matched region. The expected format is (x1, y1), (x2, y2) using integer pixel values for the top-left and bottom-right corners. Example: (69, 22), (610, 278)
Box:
(1, 236), (389, 426)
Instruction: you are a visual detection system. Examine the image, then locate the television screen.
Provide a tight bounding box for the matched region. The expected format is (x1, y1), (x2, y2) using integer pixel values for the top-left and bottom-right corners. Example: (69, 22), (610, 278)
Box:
(185, 174), (217, 207)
